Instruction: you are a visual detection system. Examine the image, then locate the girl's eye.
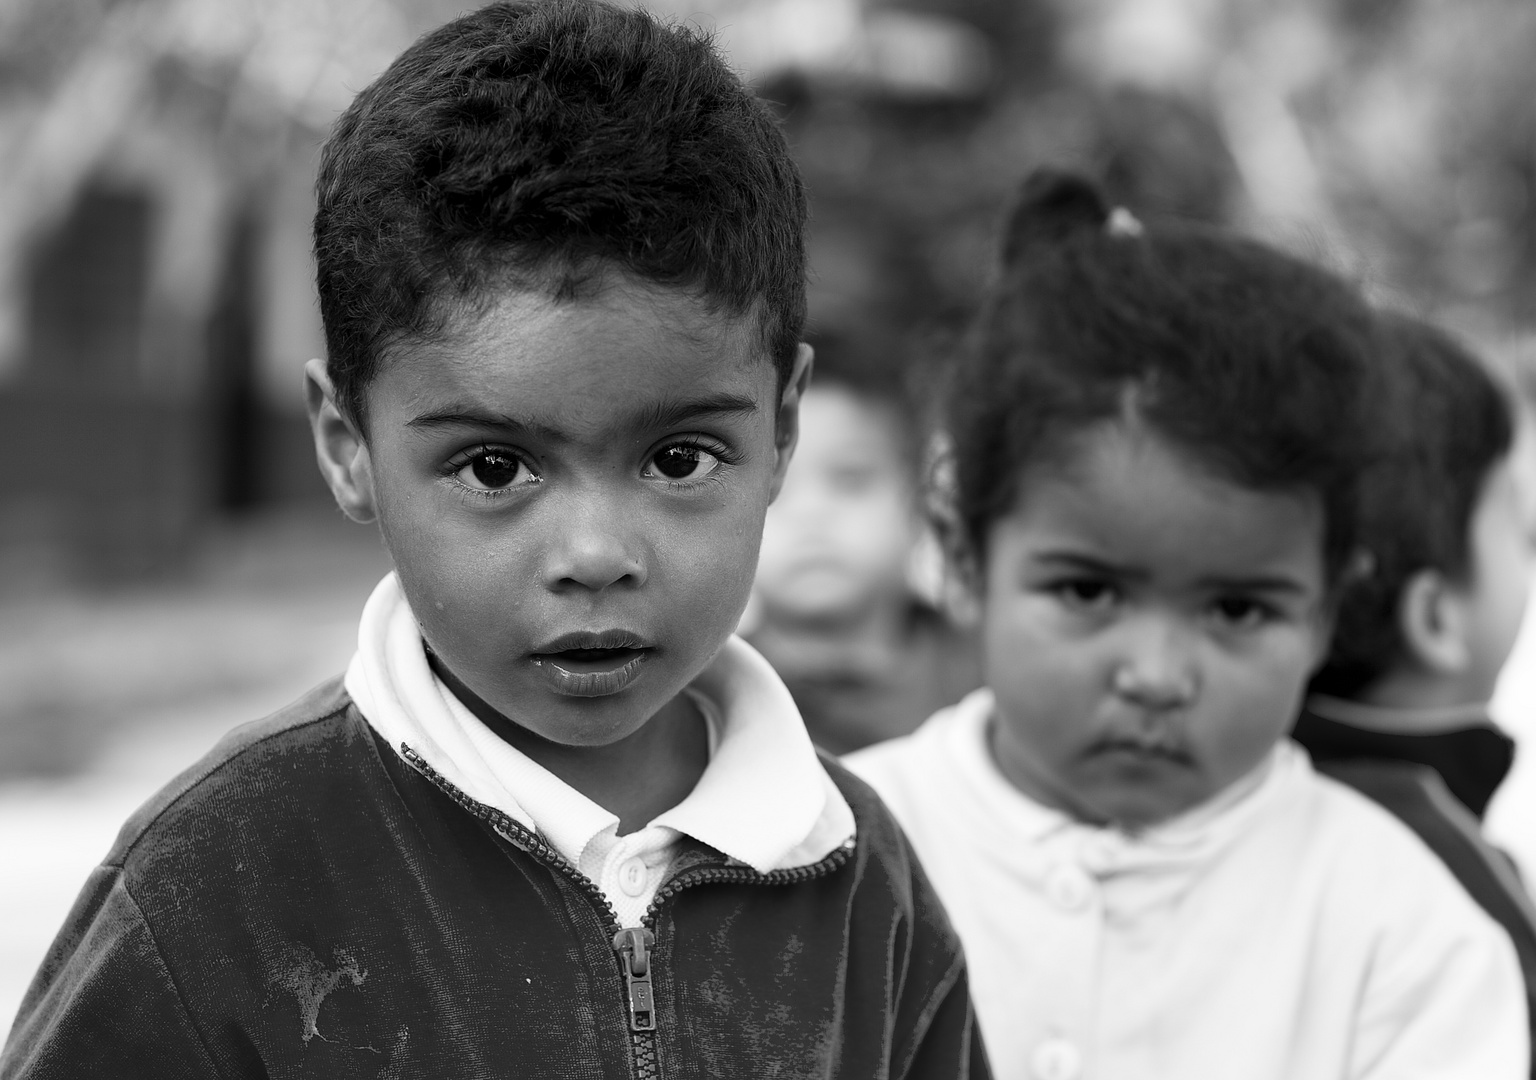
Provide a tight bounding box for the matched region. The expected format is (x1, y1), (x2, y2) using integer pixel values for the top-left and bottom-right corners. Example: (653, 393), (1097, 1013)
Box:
(1212, 596), (1269, 628)
(454, 447), (536, 492)
(647, 442), (723, 482)
(1055, 579), (1117, 610)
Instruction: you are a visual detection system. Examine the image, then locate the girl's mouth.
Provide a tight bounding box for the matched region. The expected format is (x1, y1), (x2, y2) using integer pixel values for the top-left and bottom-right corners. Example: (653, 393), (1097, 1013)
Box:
(1089, 740), (1195, 767)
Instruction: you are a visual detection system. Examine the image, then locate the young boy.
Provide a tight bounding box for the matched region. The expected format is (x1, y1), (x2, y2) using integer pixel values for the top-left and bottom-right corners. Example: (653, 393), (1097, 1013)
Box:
(747, 331), (980, 754)
(1296, 312), (1536, 1048)
(0, 4), (987, 1077)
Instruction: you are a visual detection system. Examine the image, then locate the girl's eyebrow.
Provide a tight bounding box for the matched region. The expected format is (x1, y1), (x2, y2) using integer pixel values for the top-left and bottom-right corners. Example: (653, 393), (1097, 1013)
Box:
(1194, 573), (1309, 596)
(1031, 550), (1135, 577)
(405, 392), (760, 438)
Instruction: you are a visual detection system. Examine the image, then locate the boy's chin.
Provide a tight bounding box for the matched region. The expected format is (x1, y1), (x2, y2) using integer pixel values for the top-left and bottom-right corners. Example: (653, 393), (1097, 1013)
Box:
(434, 654), (684, 751)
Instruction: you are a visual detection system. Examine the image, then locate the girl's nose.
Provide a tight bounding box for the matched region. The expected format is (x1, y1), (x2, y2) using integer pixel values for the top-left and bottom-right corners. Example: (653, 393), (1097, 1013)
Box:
(1111, 620), (1198, 709)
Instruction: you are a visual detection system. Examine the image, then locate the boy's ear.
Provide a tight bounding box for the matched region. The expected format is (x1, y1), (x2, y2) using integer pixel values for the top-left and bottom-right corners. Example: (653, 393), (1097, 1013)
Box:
(768, 343), (814, 502)
(305, 358), (379, 524)
(1397, 567), (1472, 674)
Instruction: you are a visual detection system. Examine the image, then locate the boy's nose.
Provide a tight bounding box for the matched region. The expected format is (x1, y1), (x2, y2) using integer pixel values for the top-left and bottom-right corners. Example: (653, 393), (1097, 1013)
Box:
(1110, 619), (1198, 710)
(542, 507), (648, 592)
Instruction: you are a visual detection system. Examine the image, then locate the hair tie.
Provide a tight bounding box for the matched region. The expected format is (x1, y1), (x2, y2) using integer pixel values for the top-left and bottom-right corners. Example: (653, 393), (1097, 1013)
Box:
(1106, 206), (1143, 238)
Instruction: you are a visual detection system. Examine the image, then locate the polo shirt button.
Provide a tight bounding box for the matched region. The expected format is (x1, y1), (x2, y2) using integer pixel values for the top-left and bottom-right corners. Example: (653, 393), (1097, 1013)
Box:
(1031, 1037), (1082, 1080)
(1045, 865), (1095, 912)
(619, 857), (648, 897)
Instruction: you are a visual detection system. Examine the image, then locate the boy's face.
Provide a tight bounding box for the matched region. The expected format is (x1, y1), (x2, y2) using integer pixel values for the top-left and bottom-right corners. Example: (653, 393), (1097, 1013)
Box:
(979, 421), (1333, 831)
(754, 384), (918, 625)
(312, 279), (806, 748)
(1454, 422), (1536, 700)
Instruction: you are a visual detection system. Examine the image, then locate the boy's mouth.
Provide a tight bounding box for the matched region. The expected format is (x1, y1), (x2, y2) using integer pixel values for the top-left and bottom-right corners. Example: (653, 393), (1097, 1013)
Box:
(530, 631), (653, 697)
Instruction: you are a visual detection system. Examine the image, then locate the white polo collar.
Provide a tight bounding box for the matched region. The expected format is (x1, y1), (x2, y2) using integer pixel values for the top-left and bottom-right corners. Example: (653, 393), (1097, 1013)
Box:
(344, 573), (854, 874)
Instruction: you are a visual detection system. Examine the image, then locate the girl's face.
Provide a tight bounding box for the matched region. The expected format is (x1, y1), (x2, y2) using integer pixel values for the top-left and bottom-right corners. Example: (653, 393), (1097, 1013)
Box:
(978, 421), (1334, 831)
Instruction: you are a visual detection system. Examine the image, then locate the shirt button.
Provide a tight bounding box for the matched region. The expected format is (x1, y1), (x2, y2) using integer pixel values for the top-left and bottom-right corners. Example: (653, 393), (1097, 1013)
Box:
(1031, 1037), (1083, 1080)
(1079, 834), (1119, 872)
(1045, 865), (1095, 912)
(619, 857), (648, 897)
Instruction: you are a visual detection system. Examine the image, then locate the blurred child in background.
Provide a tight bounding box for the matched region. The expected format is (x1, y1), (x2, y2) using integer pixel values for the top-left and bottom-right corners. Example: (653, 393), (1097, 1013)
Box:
(847, 169), (1527, 1079)
(1296, 312), (1536, 1045)
(748, 330), (980, 754)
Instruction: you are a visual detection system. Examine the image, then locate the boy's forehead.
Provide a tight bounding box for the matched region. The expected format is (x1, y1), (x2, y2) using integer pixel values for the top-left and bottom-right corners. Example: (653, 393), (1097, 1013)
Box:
(370, 280), (778, 429)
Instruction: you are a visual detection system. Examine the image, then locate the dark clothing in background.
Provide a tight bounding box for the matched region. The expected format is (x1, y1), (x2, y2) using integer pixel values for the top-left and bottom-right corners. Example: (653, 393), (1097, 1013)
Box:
(1293, 706), (1515, 818)
(1293, 703), (1536, 1073)
(1, 679), (989, 1080)
(751, 606), (982, 757)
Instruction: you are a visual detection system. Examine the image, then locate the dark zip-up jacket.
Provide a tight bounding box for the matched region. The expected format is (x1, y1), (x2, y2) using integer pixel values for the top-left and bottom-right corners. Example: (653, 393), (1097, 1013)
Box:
(1, 678), (989, 1080)
(1293, 706), (1536, 1077)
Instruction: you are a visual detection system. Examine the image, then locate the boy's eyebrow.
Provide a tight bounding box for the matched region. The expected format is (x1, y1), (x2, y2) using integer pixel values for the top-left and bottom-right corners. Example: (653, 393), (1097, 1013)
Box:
(407, 407), (560, 438)
(634, 392), (760, 431)
(406, 393), (760, 436)
(1031, 551), (1310, 593)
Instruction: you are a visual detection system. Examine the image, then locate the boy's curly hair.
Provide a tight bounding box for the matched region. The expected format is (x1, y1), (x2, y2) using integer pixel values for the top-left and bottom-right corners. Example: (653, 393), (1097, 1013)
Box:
(314, 0), (807, 429)
(1310, 315), (1516, 698)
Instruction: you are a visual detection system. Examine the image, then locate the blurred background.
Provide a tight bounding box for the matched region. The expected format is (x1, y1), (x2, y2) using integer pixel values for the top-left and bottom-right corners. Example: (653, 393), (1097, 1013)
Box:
(2, 0), (1536, 1023)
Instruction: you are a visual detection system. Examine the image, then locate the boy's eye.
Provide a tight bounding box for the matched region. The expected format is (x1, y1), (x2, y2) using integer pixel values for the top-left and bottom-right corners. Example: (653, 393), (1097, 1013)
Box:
(454, 446), (537, 491)
(646, 442), (723, 482)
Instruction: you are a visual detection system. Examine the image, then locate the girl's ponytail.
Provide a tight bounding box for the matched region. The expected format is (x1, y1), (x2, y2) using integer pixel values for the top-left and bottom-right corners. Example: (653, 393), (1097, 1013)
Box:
(1000, 169), (1111, 267)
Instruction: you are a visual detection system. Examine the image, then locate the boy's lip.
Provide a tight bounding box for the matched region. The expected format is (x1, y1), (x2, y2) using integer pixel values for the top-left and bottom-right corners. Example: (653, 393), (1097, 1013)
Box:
(532, 629), (652, 654)
(529, 630), (654, 698)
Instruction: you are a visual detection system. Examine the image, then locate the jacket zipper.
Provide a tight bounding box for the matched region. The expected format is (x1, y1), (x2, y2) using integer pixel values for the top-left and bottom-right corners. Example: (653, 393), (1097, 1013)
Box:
(400, 744), (854, 1080)
(614, 927), (660, 1079)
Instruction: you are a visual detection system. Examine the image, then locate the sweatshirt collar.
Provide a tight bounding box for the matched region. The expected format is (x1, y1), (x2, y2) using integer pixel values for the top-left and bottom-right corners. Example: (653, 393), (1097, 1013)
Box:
(1305, 692), (1495, 735)
(1296, 695), (1513, 819)
(943, 687), (1289, 857)
(344, 573), (854, 873)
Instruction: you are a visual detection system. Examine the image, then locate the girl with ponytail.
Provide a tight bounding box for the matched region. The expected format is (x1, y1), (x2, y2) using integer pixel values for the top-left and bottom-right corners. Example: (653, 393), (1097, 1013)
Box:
(847, 169), (1527, 1079)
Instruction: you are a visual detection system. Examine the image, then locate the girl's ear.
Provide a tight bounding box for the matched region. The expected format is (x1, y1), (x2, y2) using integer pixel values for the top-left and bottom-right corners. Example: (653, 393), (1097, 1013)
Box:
(1307, 547), (1372, 671)
(924, 459), (984, 626)
(768, 343), (814, 503)
(1397, 567), (1472, 674)
(305, 358), (379, 524)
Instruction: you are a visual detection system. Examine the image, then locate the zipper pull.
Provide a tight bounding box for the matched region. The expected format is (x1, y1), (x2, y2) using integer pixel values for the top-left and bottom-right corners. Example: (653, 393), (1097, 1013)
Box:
(613, 927), (657, 1032)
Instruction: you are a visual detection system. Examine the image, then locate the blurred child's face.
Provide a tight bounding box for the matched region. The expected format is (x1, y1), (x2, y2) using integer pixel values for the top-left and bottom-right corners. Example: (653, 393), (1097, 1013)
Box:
(754, 384), (918, 624)
(1454, 423), (1536, 700)
(334, 278), (800, 747)
(979, 421), (1333, 831)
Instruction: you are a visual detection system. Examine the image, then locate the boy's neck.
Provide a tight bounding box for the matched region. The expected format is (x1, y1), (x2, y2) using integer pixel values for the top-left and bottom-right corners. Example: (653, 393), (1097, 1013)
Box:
(431, 660), (710, 835)
(1311, 671), (1492, 735)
